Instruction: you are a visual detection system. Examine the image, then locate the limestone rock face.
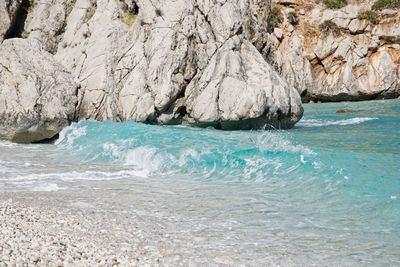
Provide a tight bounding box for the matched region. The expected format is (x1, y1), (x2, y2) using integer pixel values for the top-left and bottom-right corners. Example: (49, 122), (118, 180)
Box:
(0, 0), (305, 143)
(260, 0), (400, 101)
(1, 0), (399, 144)
(0, 39), (78, 143)
(15, 0), (303, 130)
(185, 37), (302, 129)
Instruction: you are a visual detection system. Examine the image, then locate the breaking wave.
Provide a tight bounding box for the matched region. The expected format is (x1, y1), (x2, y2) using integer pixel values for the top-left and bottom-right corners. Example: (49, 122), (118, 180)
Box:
(54, 120), (318, 181)
(297, 117), (378, 127)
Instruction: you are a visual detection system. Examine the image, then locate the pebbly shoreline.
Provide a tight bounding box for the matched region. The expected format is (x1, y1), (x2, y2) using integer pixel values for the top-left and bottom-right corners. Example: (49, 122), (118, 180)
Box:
(0, 194), (183, 266)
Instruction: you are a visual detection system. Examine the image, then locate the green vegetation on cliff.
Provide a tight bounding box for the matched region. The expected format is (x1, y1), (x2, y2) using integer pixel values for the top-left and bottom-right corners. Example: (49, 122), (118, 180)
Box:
(371, 0), (400, 10)
(323, 0), (348, 9)
(319, 20), (341, 36)
(287, 11), (299, 25)
(269, 7), (283, 28)
(357, 10), (379, 24)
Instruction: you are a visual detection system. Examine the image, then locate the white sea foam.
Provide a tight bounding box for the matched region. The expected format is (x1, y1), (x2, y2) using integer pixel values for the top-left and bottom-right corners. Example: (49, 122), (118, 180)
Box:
(8, 169), (142, 183)
(124, 146), (175, 177)
(56, 122), (87, 148)
(255, 132), (315, 155)
(0, 141), (15, 147)
(297, 117), (378, 127)
(32, 183), (62, 192)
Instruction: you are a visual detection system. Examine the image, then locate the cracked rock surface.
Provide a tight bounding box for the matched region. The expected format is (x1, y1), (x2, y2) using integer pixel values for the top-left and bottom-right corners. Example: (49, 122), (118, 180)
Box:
(0, 0), (304, 142)
(262, 0), (400, 102)
(0, 38), (78, 143)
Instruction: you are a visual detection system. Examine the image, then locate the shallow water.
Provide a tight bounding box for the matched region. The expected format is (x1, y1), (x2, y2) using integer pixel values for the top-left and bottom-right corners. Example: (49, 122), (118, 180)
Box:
(1, 99), (399, 265)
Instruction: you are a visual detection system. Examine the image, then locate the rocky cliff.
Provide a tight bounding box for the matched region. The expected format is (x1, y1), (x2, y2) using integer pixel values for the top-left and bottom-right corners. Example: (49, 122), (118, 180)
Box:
(0, 0), (304, 142)
(0, 0), (399, 143)
(263, 0), (400, 102)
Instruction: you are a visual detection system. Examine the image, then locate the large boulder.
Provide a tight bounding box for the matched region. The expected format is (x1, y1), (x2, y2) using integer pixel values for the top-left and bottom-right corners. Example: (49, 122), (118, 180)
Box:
(0, 39), (78, 143)
(22, 0), (303, 130)
(185, 37), (302, 129)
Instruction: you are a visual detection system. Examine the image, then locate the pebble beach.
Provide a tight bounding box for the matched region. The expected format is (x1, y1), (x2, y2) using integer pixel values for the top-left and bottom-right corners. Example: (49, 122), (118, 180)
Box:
(1, 198), (147, 266)
(0, 193), (211, 266)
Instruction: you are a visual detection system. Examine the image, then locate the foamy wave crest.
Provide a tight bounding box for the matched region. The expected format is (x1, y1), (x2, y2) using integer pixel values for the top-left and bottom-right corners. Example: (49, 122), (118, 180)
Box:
(0, 141), (15, 147)
(56, 121), (87, 148)
(297, 117), (378, 127)
(124, 146), (174, 177)
(32, 183), (62, 192)
(50, 120), (316, 181)
(253, 131), (315, 155)
(10, 170), (139, 182)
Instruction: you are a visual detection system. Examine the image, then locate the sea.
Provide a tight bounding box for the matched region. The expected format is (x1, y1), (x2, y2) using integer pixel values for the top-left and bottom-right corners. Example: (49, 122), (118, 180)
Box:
(1, 99), (399, 265)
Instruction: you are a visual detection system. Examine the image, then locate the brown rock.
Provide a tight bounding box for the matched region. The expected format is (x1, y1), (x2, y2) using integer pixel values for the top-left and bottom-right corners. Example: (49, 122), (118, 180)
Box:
(336, 109), (352, 113)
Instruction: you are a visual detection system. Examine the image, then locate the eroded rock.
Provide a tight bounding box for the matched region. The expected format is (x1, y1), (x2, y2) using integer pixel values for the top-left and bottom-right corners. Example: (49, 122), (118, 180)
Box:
(24, 0), (303, 130)
(0, 0), (306, 143)
(259, 0), (400, 102)
(0, 38), (78, 143)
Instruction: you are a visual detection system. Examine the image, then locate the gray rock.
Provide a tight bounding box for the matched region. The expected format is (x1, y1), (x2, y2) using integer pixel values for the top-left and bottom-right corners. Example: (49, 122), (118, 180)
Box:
(0, 38), (78, 143)
(372, 16), (400, 42)
(348, 19), (370, 34)
(185, 37), (303, 129)
(49, 0), (303, 129)
(273, 27), (284, 41)
(278, 34), (313, 96)
(0, 0), (305, 141)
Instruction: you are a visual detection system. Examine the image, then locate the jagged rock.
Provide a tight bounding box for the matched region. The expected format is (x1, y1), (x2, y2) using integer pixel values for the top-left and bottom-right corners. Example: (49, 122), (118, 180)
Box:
(0, 0), (398, 144)
(0, 0), (304, 143)
(262, 0), (400, 102)
(273, 28), (284, 41)
(278, 34), (313, 96)
(21, 0), (303, 130)
(348, 19), (370, 34)
(0, 38), (78, 143)
(372, 16), (400, 42)
(185, 37), (303, 129)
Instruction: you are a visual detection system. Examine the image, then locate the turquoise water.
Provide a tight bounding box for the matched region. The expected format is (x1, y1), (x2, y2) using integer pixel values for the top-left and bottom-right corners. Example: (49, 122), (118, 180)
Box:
(0, 99), (399, 265)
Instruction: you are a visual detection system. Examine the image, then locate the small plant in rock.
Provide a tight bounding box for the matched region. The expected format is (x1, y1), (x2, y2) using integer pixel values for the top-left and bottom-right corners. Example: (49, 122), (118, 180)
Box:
(323, 0), (348, 9)
(287, 11), (299, 25)
(357, 10), (379, 24)
(319, 20), (341, 35)
(269, 7), (283, 29)
(371, 0), (400, 10)
(121, 11), (137, 27)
